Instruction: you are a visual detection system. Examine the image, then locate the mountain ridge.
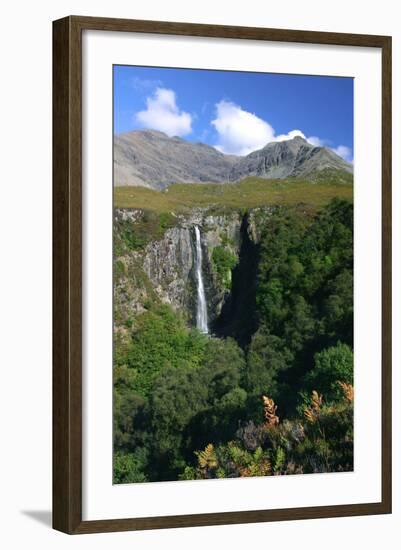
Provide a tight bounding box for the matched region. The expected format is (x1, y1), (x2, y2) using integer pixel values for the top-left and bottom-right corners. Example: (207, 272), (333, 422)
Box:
(114, 129), (353, 189)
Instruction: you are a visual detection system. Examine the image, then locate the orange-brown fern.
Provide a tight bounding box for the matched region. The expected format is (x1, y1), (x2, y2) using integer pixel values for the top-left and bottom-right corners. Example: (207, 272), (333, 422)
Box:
(196, 443), (218, 470)
(304, 390), (323, 423)
(338, 381), (354, 402)
(262, 395), (279, 427)
(239, 461), (271, 477)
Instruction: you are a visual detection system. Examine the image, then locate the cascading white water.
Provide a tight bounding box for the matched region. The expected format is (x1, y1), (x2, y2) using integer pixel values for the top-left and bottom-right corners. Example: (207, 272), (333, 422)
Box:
(194, 226), (208, 333)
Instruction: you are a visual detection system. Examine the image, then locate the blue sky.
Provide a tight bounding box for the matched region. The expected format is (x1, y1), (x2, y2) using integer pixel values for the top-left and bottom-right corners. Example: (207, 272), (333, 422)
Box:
(114, 65), (353, 161)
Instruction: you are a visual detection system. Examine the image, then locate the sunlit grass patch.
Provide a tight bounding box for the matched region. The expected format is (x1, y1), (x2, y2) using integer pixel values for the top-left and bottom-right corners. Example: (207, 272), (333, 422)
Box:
(114, 176), (353, 213)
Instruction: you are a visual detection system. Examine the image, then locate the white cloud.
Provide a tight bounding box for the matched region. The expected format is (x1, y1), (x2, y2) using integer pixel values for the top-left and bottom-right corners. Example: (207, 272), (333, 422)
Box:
(276, 131), (328, 148)
(136, 88), (192, 137)
(211, 101), (334, 156)
(305, 135), (325, 147)
(275, 129), (307, 142)
(211, 100), (275, 156)
(331, 145), (353, 163)
(275, 130), (326, 147)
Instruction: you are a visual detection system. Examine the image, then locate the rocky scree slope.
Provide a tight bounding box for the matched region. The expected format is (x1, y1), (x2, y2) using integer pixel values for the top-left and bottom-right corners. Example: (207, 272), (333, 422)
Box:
(114, 130), (353, 188)
(114, 130), (237, 189)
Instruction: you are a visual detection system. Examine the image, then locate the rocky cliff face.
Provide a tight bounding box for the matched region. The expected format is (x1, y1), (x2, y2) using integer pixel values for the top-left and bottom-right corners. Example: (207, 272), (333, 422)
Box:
(114, 207), (270, 334)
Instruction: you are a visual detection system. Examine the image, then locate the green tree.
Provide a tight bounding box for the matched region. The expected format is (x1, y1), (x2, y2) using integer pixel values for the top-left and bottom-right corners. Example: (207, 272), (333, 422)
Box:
(254, 199), (353, 410)
(305, 342), (353, 400)
(321, 269), (353, 344)
(113, 450), (148, 484)
(246, 328), (293, 399)
(120, 304), (207, 397)
(148, 336), (246, 479)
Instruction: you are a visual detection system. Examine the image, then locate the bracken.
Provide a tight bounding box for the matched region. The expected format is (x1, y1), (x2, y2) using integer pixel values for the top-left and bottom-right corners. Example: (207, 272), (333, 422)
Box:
(262, 395), (280, 427)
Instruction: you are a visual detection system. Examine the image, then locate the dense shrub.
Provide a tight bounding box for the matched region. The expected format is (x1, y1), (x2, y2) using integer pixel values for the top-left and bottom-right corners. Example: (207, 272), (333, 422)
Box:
(212, 245), (238, 288)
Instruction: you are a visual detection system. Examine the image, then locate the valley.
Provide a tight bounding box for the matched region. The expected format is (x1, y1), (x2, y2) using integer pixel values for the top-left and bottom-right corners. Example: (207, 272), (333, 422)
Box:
(113, 132), (354, 484)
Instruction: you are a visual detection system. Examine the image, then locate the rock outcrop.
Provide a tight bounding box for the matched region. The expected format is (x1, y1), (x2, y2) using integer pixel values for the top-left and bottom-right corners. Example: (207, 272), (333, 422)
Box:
(114, 208), (263, 332)
(228, 136), (353, 181)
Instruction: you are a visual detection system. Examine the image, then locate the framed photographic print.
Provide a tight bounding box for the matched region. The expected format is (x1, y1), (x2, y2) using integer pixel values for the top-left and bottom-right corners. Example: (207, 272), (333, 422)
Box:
(53, 16), (392, 534)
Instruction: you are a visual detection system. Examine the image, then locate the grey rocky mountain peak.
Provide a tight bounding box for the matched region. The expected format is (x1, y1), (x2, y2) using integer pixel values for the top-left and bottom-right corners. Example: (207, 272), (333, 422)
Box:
(114, 129), (352, 189)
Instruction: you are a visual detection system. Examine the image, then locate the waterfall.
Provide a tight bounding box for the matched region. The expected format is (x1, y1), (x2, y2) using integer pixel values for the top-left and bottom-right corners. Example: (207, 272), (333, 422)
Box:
(194, 226), (208, 333)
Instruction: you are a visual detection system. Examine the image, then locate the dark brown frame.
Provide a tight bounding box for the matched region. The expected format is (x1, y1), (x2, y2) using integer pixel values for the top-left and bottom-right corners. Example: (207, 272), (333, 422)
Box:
(53, 15), (392, 534)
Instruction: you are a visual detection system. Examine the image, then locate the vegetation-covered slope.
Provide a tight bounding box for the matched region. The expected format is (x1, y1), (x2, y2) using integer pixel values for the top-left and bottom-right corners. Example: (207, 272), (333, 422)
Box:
(114, 175), (353, 212)
(113, 198), (353, 483)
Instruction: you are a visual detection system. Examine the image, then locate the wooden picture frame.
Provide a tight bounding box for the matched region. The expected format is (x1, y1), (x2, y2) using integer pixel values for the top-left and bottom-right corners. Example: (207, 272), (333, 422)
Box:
(53, 15), (392, 534)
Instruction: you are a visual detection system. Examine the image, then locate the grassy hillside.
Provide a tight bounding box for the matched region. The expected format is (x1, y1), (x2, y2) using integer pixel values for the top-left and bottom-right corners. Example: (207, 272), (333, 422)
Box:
(114, 175), (353, 213)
